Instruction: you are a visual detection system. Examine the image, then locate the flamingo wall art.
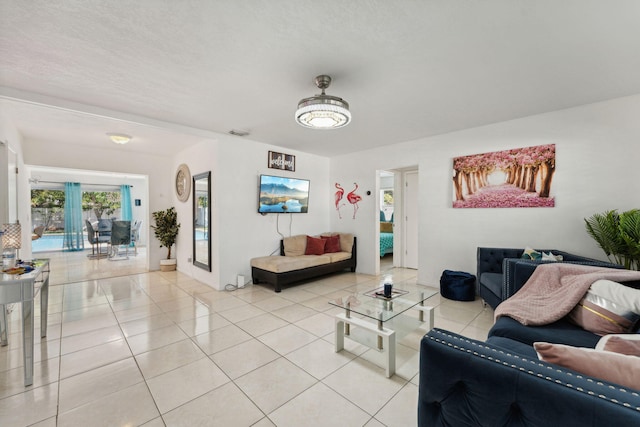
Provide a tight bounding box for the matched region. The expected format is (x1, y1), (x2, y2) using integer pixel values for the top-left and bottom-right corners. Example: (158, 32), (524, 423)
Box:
(346, 183), (362, 219)
(334, 182), (362, 219)
(334, 183), (345, 219)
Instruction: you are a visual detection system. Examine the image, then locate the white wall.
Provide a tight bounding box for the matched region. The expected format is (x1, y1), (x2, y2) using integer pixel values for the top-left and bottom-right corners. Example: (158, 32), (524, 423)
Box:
(0, 117), (30, 249)
(330, 94), (640, 285)
(174, 134), (330, 290)
(16, 129), (330, 285)
(12, 94), (639, 290)
(0, 134), (13, 225)
(23, 140), (171, 269)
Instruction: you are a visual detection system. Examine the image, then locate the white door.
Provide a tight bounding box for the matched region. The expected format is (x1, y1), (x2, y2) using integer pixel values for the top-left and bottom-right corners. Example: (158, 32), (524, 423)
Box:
(404, 170), (418, 269)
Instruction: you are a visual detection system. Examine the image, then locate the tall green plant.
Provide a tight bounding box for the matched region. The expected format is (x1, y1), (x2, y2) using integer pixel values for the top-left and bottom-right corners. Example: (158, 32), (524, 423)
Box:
(151, 207), (180, 259)
(585, 209), (640, 270)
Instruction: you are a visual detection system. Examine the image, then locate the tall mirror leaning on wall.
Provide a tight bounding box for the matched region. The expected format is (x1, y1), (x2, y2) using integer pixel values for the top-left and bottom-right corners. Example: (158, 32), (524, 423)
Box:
(193, 171), (211, 272)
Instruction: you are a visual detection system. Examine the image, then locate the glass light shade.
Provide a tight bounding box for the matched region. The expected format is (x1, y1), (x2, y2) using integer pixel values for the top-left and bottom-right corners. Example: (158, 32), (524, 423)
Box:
(2, 223), (21, 249)
(295, 95), (351, 129)
(107, 133), (131, 144)
(296, 106), (351, 128)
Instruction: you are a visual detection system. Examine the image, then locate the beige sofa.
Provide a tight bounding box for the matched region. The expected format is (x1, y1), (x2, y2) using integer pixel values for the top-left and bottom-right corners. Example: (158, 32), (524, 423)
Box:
(251, 233), (356, 292)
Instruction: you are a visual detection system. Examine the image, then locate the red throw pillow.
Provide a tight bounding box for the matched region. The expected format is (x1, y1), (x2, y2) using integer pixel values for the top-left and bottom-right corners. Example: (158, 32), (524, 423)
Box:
(321, 235), (341, 253)
(305, 236), (326, 255)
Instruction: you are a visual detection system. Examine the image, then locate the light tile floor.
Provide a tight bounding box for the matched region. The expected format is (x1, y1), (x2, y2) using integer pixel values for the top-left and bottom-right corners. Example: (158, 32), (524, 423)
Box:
(42, 247), (149, 286)
(1, 254), (494, 426)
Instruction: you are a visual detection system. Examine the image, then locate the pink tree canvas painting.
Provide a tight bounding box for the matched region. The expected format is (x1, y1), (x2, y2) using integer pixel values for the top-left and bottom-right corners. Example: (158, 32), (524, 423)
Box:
(453, 144), (556, 208)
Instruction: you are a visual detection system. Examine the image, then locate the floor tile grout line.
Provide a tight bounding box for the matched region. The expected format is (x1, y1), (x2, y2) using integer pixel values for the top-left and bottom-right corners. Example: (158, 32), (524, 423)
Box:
(115, 273), (200, 423)
(2, 261), (494, 426)
(317, 360), (405, 419)
(369, 378), (418, 423)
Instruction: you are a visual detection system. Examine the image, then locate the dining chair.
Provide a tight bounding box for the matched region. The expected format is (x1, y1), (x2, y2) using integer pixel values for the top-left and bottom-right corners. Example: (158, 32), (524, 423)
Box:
(97, 218), (112, 238)
(86, 220), (108, 259)
(131, 220), (142, 255)
(109, 220), (132, 260)
(32, 226), (45, 241)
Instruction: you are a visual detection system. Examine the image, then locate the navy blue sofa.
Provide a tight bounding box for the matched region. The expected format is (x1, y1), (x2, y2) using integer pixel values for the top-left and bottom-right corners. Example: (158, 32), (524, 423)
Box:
(419, 328), (640, 426)
(476, 247), (622, 309)
(419, 263), (640, 426)
(485, 263), (640, 357)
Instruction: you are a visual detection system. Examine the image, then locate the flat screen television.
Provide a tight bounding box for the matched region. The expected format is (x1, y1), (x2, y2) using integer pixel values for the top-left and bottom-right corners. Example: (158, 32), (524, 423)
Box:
(258, 174), (310, 213)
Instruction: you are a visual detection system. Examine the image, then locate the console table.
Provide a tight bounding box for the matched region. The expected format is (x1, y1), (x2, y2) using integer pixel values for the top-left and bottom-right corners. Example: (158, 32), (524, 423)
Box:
(0, 259), (50, 386)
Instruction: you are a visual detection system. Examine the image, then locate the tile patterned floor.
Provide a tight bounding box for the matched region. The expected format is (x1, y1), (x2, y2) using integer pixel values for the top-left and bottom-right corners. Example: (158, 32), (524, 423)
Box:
(0, 253), (494, 426)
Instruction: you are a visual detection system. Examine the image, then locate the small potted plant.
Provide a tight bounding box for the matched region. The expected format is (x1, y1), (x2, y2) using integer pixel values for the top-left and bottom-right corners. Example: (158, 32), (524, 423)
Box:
(151, 207), (180, 271)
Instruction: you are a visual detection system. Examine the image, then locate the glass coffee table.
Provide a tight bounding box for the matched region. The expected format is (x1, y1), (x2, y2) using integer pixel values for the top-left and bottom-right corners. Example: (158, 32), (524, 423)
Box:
(328, 284), (437, 377)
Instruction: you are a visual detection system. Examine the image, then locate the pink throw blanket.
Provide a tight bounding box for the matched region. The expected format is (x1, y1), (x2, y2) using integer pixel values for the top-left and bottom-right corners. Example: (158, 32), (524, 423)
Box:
(494, 263), (640, 325)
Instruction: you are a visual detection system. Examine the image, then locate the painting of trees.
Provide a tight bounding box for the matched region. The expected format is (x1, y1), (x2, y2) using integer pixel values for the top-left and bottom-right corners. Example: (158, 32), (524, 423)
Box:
(452, 144), (555, 208)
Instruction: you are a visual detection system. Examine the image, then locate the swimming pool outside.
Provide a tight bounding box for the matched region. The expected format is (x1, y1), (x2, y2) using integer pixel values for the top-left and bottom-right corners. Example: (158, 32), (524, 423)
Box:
(32, 234), (92, 252)
(33, 232), (149, 252)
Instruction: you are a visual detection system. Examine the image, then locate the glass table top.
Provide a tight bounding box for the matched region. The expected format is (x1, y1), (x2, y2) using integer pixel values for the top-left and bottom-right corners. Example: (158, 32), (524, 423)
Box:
(1, 259), (50, 281)
(328, 282), (437, 323)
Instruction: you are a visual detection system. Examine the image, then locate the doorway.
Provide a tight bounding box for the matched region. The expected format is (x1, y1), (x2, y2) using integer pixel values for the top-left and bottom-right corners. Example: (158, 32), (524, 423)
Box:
(379, 170), (395, 271)
(377, 167), (419, 272)
(27, 165), (150, 284)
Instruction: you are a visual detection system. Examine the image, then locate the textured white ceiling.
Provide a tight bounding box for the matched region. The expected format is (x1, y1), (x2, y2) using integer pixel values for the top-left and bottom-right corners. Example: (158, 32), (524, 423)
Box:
(2, 1), (640, 157)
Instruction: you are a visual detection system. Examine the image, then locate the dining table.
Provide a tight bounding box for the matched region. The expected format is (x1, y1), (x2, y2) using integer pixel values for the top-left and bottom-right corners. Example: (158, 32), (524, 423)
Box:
(0, 259), (51, 386)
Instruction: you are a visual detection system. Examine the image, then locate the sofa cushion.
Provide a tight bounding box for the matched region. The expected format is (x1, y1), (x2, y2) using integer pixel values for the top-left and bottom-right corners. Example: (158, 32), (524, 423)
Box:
(340, 233), (354, 253)
(521, 247), (542, 260)
(321, 234), (341, 253)
(485, 336), (538, 358)
(596, 334), (640, 356)
(534, 341), (640, 390)
(305, 235), (326, 255)
(488, 316), (601, 348)
(541, 251), (563, 261)
(568, 297), (638, 336)
(283, 235), (307, 256)
(591, 278), (640, 311)
(479, 272), (502, 297)
(321, 232), (354, 254)
(324, 252), (352, 263)
(251, 255), (331, 273)
(567, 279), (640, 335)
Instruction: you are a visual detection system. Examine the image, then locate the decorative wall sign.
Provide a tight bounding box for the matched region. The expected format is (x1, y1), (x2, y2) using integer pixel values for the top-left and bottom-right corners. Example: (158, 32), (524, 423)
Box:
(452, 144), (556, 208)
(268, 151), (295, 172)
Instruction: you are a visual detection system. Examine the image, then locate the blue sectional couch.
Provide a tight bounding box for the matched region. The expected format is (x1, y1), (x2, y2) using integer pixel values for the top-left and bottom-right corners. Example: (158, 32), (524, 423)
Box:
(476, 247), (622, 309)
(419, 259), (640, 426)
(419, 328), (640, 426)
